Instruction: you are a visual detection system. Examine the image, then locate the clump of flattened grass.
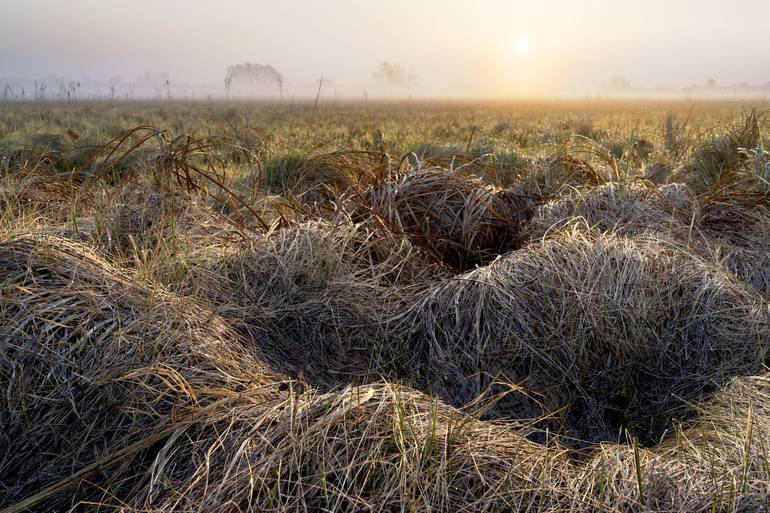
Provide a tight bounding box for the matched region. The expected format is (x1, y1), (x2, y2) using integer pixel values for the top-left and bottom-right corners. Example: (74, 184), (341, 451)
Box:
(100, 184), (247, 251)
(526, 180), (700, 241)
(362, 166), (533, 271)
(0, 232), (282, 509)
(147, 383), (573, 513)
(582, 374), (770, 511)
(257, 150), (387, 203)
(405, 143), (529, 187)
(184, 220), (445, 388)
(521, 153), (607, 198)
(700, 191), (770, 297)
(395, 229), (770, 446)
(7, 378), (578, 512)
(191, 219), (444, 303)
(524, 176), (770, 298)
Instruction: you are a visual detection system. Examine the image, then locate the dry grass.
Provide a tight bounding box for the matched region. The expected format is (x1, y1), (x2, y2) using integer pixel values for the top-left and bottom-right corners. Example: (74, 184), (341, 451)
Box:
(526, 180), (700, 241)
(673, 109), (763, 193)
(395, 229), (769, 446)
(580, 374), (770, 511)
(360, 166), (534, 271)
(0, 232), (283, 509)
(3, 230), (769, 512)
(182, 220), (445, 389)
(258, 150), (388, 203)
(525, 178), (770, 298)
(0, 232), (574, 512)
(2, 100), (770, 512)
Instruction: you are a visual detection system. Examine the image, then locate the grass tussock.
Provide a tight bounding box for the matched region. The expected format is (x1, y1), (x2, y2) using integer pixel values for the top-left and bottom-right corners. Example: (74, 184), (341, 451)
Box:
(184, 220), (445, 388)
(673, 109), (763, 193)
(396, 229), (770, 445)
(258, 150), (388, 203)
(525, 177), (770, 298)
(581, 374), (770, 511)
(362, 166), (534, 271)
(0, 233), (282, 509)
(526, 180), (700, 241)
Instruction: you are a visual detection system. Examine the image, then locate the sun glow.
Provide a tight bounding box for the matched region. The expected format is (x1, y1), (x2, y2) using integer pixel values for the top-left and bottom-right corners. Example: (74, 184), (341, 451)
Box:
(514, 39), (530, 55)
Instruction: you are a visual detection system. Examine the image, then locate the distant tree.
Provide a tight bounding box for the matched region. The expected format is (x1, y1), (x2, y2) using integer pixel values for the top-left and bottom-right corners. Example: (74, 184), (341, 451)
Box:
(372, 62), (416, 86)
(224, 63), (285, 99)
(707, 78), (718, 89)
(608, 76), (632, 90)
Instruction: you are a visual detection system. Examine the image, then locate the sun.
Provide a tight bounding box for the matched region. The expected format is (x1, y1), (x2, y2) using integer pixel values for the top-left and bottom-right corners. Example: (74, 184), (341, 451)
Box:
(514, 39), (530, 55)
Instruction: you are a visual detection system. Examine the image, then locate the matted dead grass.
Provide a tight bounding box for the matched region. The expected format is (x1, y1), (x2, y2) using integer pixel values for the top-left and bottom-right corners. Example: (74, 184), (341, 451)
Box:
(395, 229), (770, 446)
(361, 166), (534, 271)
(180, 220), (445, 389)
(2, 108), (770, 512)
(526, 178), (770, 298)
(0, 232), (283, 509)
(526, 180), (700, 241)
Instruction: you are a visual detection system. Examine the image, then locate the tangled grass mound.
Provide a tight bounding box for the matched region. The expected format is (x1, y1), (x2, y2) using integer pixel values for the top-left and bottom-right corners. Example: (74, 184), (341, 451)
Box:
(0, 233), (283, 509)
(396, 230), (770, 445)
(185, 220), (445, 389)
(526, 180), (700, 241)
(581, 374), (770, 511)
(99, 184), (251, 258)
(363, 167), (534, 271)
(148, 384), (573, 513)
(260, 150), (387, 203)
(700, 192), (770, 297)
(522, 153), (607, 198)
(0, 234), (579, 512)
(526, 178), (770, 298)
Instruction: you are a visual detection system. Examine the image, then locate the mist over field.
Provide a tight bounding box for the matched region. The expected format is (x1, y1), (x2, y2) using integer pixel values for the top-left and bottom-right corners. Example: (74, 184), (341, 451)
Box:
(2, 0), (770, 99)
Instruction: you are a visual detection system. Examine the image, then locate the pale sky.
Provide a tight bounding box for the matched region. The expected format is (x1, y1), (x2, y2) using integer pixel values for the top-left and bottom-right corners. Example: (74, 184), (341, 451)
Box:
(1, 0), (769, 97)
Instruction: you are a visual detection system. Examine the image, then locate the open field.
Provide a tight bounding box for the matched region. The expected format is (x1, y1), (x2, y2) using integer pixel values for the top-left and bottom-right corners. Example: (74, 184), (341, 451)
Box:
(1, 99), (770, 512)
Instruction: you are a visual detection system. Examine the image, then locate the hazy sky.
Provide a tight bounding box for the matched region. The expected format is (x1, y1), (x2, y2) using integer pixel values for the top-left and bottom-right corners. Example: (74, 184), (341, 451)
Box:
(1, 0), (769, 96)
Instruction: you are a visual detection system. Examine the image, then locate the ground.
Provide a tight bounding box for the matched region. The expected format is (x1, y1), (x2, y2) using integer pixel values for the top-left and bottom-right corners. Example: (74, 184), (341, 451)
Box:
(1, 99), (769, 512)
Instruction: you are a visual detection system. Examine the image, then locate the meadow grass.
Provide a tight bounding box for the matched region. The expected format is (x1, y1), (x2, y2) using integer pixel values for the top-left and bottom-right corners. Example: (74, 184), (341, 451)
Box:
(1, 99), (769, 512)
